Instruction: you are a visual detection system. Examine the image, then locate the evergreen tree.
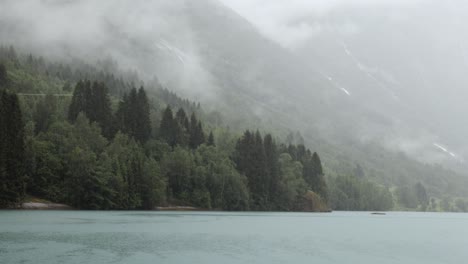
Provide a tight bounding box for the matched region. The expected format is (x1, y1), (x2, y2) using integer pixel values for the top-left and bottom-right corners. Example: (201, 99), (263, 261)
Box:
(69, 80), (114, 138)
(175, 108), (189, 131)
(174, 108), (189, 146)
(159, 106), (177, 147)
(414, 182), (429, 209)
(264, 134), (279, 206)
(33, 94), (57, 134)
(189, 113), (205, 149)
(90, 81), (114, 139)
(68, 80), (87, 122)
(234, 130), (268, 210)
(116, 87), (151, 143)
(207, 131), (215, 146)
(135, 87), (151, 143)
(308, 152), (327, 200)
(0, 91), (26, 207)
(0, 63), (7, 87)
(66, 147), (113, 209)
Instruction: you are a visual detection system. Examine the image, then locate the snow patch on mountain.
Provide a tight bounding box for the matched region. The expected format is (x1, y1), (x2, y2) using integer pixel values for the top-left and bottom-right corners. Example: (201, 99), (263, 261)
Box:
(156, 39), (187, 65)
(433, 143), (457, 158)
(340, 41), (400, 101)
(322, 74), (351, 96)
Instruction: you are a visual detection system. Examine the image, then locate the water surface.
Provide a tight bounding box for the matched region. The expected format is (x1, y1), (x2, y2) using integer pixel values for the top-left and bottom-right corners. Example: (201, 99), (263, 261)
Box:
(0, 211), (466, 263)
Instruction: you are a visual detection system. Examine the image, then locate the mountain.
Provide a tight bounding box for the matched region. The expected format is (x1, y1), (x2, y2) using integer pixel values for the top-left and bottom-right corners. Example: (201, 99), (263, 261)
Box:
(1, 0), (467, 204)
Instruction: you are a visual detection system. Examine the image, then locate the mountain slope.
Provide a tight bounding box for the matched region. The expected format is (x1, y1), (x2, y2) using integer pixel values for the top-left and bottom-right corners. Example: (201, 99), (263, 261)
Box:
(1, 0), (467, 204)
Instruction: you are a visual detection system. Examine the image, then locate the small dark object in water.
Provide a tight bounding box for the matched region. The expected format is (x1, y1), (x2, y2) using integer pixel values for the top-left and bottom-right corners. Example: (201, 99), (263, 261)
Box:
(371, 212), (386, 215)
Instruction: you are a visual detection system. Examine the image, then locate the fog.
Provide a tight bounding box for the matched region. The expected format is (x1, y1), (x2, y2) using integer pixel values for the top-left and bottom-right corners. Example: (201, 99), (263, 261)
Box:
(220, 0), (422, 50)
(0, 0), (219, 100)
(223, 0), (468, 167)
(1, 0), (468, 172)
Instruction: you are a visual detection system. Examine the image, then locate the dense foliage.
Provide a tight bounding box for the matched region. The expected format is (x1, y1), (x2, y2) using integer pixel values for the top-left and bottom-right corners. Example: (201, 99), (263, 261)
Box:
(0, 90), (25, 207)
(0, 48), (330, 211)
(1, 45), (467, 212)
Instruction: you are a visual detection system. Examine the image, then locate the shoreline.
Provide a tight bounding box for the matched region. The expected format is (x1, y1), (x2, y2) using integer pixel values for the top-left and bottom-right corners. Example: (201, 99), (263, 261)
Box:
(20, 202), (73, 210)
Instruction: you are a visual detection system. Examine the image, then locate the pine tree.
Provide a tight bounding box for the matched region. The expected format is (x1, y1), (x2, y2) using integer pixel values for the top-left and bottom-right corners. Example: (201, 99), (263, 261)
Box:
(174, 108), (189, 146)
(233, 130), (268, 210)
(116, 87), (151, 143)
(189, 112), (205, 149)
(68, 80), (86, 122)
(69, 80), (115, 138)
(135, 87), (151, 143)
(34, 94), (57, 134)
(252, 131), (268, 209)
(159, 106), (176, 147)
(91, 81), (114, 139)
(0, 91), (26, 207)
(264, 134), (279, 207)
(0, 63), (7, 88)
(175, 108), (189, 130)
(309, 152), (327, 200)
(207, 131), (215, 146)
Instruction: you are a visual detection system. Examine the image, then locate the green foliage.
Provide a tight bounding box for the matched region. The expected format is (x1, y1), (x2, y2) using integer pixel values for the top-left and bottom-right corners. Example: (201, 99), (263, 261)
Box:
(66, 147), (114, 209)
(396, 182), (429, 211)
(159, 106), (177, 147)
(189, 113), (205, 149)
(116, 87), (152, 143)
(233, 131), (327, 211)
(68, 80), (114, 138)
(33, 94), (57, 134)
(195, 145), (249, 210)
(0, 90), (26, 207)
(207, 131), (215, 146)
(2, 47), (406, 213)
(328, 175), (394, 211)
(276, 153), (307, 210)
(0, 63), (7, 87)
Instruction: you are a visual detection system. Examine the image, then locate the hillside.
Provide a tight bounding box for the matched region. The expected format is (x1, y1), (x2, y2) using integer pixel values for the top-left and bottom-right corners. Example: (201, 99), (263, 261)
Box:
(0, 0), (467, 211)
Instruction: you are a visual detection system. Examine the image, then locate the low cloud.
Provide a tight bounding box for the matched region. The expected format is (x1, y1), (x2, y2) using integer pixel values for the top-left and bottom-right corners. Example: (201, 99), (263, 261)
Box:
(219, 0), (422, 49)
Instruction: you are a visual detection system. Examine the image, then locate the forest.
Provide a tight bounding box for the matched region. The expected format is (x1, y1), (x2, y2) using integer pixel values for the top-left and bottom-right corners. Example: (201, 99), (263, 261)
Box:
(0, 45), (459, 211)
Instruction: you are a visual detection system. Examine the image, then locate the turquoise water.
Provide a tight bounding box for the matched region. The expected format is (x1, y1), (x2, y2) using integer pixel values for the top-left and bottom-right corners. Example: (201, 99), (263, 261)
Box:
(0, 211), (467, 263)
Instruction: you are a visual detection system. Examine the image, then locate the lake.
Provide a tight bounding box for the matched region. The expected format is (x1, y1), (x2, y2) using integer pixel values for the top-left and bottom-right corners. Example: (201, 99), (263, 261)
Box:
(0, 211), (467, 263)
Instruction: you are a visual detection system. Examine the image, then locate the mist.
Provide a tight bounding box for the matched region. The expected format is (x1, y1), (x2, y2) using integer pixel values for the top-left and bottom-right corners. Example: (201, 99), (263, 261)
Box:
(223, 0), (468, 167)
(0, 0), (218, 101)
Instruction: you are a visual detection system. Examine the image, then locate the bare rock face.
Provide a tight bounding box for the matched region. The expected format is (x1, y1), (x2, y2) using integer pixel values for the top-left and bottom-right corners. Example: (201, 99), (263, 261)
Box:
(21, 202), (73, 210)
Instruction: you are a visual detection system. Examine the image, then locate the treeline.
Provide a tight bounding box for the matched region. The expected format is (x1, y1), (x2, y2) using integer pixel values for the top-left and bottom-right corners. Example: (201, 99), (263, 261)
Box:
(327, 175), (394, 211)
(234, 134), (327, 210)
(0, 47), (406, 212)
(0, 58), (329, 210)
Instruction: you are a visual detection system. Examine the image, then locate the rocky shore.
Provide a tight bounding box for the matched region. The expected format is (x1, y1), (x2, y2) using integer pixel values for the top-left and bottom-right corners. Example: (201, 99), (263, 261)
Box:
(21, 202), (73, 210)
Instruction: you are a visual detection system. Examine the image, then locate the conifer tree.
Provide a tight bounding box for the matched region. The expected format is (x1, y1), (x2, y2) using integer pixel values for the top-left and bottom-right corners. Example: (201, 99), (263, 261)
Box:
(175, 108), (189, 131)
(0, 63), (7, 87)
(234, 130), (268, 210)
(189, 113), (205, 149)
(207, 131), (215, 146)
(0, 91), (26, 207)
(34, 94), (57, 134)
(135, 87), (151, 143)
(174, 108), (189, 146)
(116, 87), (151, 143)
(69, 80), (114, 138)
(68, 80), (86, 122)
(264, 134), (279, 206)
(91, 81), (114, 139)
(307, 152), (327, 200)
(159, 106), (176, 147)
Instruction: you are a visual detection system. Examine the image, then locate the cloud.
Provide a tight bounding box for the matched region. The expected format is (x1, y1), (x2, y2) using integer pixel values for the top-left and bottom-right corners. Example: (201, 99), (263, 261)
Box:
(219, 0), (422, 49)
(0, 0), (219, 100)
